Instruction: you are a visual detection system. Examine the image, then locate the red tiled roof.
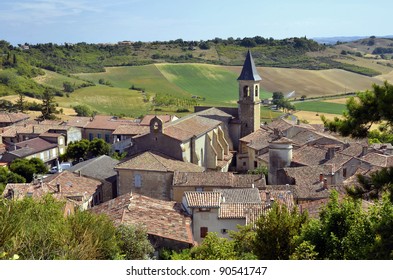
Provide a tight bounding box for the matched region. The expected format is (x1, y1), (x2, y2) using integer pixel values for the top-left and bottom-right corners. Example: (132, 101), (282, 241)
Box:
(239, 129), (273, 150)
(292, 145), (328, 166)
(116, 151), (204, 172)
(0, 112), (29, 124)
(90, 193), (193, 244)
(112, 124), (149, 135)
(139, 114), (176, 126)
(361, 153), (393, 167)
(184, 191), (221, 208)
(84, 115), (134, 130)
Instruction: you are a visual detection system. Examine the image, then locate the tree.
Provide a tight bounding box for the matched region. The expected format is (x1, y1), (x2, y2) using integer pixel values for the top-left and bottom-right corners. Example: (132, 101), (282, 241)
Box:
(63, 81), (75, 93)
(9, 158), (47, 182)
(15, 92), (27, 112)
(40, 89), (59, 120)
(88, 138), (110, 158)
(253, 203), (308, 259)
(297, 191), (374, 259)
(65, 139), (90, 161)
(0, 166), (26, 193)
(116, 224), (154, 260)
(322, 81), (393, 138)
(73, 104), (92, 117)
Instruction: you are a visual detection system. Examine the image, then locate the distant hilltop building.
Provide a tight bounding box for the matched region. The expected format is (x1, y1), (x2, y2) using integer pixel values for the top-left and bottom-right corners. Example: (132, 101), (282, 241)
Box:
(118, 41), (133, 46)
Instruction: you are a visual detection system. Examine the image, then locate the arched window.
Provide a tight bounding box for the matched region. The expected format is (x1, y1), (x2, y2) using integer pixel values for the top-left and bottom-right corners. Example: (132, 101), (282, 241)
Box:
(243, 86), (249, 97)
(153, 122), (159, 132)
(255, 85), (259, 97)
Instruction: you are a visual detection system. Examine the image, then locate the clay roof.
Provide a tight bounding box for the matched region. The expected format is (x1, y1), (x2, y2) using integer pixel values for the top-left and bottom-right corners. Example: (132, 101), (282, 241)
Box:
(90, 193), (193, 244)
(290, 130), (342, 146)
(139, 114), (176, 126)
(84, 115), (134, 130)
(219, 203), (264, 219)
(4, 137), (57, 158)
(270, 136), (292, 144)
(361, 153), (393, 167)
(341, 142), (367, 157)
(0, 112), (29, 124)
(3, 171), (101, 205)
(64, 116), (92, 128)
(172, 171), (266, 188)
(325, 152), (355, 172)
(240, 129), (273, 150)
(0, 123), (73, 138)
(283, 165), (334, 186)
(267, 118), (294, 132)
(112, 124), (149, 135)
(116, 151), (204, 172)
(259, 190), (295, 210)
(183, 191), (221, 208)
(163, 115), (221, 141)
(292, 145), (328, 166)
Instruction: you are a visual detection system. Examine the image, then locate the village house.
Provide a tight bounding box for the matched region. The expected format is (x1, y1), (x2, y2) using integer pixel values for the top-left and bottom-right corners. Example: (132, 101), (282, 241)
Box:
(3, 170), (104, 213)
(171, 171), (266, 202)
(0, 112), (30, 128)
(68, 155), (120, 202)
(115, 150), (204, 200)
(182, 188), (294, 244)
(0, 135), (65, 167)
(90, 193), (194, 252)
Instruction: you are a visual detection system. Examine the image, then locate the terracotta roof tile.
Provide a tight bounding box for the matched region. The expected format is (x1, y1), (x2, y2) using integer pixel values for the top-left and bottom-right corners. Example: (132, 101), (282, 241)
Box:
(283, 165), (334, 186)
(0, 112), (29, 124)
(219, 203), (263, 219)
(139, 114), (176, 126)
(172, 171), (266, 188)
(184, 191), (221, 208)
(240, 129), (273, 150)
(116, 151), (204, 172)
(90, 193), (193, 244)
(292, 145), (328, 166)
(112, 124), (149, 135)
(362, 153), (393, 167)
(215, 188), (261, 203)
(84, 115), (134, 130)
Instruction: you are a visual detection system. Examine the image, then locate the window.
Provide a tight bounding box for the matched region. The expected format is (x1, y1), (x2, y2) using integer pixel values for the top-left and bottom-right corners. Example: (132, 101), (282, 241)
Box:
(195, 187), (204, 192)
(343, 168), (347, 178)
(243, 161), (246, 166)
(105, 134), (110, 143)
(134, 174), (142, 188)
(221, 229), (228, 234)
(255, 85), (259, 97)
(198, 208), (211, 212)
(89, 133), (93, 141)
(243, 86), (249, 97)
(200, 227), (208, 238)
(59, 138), (64, 145)
(254, 161), (258, 168)
(97, 133), (102, 139)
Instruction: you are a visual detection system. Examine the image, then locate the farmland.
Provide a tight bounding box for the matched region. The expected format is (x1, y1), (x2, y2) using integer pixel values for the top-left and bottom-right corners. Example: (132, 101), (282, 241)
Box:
(294, 100), (347, 115)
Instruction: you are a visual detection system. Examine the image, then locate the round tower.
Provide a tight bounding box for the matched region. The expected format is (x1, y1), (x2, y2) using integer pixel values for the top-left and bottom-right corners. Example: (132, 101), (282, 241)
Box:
(268, 137), (293, 185)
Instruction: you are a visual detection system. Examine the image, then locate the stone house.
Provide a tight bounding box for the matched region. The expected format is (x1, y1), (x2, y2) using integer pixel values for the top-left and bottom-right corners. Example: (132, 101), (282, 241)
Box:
(0, 112), (29, 128)
(0, 135), (66, 167)
(115, 150), (204, 200)
(68, 155), (119, 202)
(182, 188), (294, 244)
(172, 171), (266, 202)
(90, 193), (194, 251)
(3, 170), (103, 213)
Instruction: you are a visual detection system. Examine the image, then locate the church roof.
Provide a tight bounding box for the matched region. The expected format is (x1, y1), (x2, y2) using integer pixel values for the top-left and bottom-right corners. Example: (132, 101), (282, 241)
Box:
(237, 50), (262, 81)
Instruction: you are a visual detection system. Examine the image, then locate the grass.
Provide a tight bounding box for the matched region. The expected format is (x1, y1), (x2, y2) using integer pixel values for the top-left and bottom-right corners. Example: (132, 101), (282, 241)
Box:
(294, 101), (347, 115)
(33, 70), (88, 91)
(56, 85), (150, 117)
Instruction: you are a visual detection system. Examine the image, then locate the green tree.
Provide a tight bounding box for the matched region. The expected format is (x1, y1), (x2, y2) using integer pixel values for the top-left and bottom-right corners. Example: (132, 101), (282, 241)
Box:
(40, 89), (59, 120)
(88, 138), (110, 158)
(116, 224), (154, 260)
(298, 191), (374, 259)
(63, 81), (75, 93)
(73, 104), (92, 117)
(65, 139), (90, 161)
(0, 166), (26, 193)
(253, 203), (308, 259)
(9, 158), (45, 182)
(15, 92), (27, 112)
(322, 81), (393, 138)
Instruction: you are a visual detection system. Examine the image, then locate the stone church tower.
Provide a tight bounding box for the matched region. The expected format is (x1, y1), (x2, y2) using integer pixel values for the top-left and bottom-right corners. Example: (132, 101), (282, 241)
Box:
(237, 50), (262, 138)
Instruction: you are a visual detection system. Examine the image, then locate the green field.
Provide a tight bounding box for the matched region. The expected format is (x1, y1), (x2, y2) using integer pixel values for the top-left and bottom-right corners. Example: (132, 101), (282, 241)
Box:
(56, 85), (150, 117)
(34, 70), (88, 91)
(294, 101), (347, 115)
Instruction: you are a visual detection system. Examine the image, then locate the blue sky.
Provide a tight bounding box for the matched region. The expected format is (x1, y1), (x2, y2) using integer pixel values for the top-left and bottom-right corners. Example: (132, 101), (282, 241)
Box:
(1, 0), (392, 45)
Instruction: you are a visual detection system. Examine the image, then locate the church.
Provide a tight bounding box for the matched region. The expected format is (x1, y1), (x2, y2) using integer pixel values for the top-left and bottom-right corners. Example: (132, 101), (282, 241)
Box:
(126, 50), (263, 172)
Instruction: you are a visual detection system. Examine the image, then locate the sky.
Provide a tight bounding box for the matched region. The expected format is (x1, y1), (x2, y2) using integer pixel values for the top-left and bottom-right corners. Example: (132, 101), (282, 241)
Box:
(1, 0), (393, 45)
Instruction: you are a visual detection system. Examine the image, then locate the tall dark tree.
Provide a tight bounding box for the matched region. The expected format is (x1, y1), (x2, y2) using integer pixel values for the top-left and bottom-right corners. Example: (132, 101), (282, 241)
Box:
(40, 89), (58, 120)
(15, 92), (27, 113)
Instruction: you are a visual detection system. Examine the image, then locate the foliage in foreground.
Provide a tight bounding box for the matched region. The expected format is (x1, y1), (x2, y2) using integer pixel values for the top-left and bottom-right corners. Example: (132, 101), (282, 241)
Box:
(0, 195), (153, 260)
(165, 191), (393, 260)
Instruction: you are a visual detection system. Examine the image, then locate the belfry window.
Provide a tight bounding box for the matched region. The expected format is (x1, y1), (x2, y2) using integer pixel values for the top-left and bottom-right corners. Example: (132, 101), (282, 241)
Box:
(243, 86), (249, 97)
(255, 85), (259, 97)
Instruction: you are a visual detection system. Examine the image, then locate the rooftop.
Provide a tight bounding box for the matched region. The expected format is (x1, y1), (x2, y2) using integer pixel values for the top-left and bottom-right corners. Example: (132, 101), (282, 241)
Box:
(237, 50), (262, 81)
(90, 193), (193, 244)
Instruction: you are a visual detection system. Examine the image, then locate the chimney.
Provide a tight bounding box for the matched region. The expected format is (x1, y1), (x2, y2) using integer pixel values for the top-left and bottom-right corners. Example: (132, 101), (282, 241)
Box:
(319, 173), (324, 182)
(56, 183), (61, 193)
(362, 146), (368, 156)
(323, 178), (328, 190)
(79, 170), (82, 177)
(326, 147), (335, 160)
(265, 191), (270, 203)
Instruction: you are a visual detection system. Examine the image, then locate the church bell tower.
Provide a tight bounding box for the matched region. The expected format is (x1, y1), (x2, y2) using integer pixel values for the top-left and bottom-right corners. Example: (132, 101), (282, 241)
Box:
(237, 50), (261, 137)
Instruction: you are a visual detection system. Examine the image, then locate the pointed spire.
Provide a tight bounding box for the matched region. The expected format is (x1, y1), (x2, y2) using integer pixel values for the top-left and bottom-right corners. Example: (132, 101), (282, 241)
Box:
(237, 50), (262, 81)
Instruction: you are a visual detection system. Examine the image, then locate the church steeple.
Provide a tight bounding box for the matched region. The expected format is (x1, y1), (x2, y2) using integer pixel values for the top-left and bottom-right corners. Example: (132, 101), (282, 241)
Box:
(237, 50), (261, 137)
(237, 50), (262, 81)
